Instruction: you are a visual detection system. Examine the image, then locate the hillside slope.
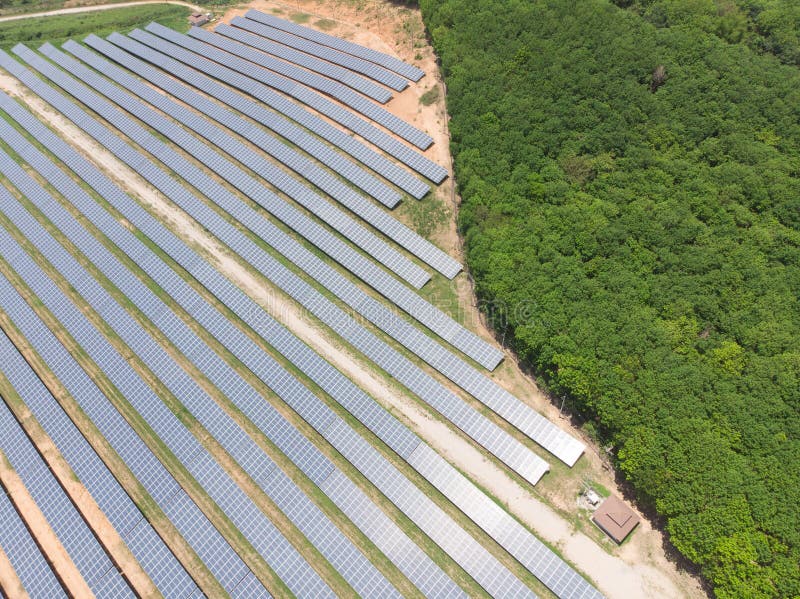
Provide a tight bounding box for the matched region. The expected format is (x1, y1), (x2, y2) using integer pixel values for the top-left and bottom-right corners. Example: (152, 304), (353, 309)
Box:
(419, 0), (800, 596)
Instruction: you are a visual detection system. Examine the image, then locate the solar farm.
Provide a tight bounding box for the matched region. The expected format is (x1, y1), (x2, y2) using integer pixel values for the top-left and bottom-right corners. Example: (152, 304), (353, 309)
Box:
(0, 8), (602, 598)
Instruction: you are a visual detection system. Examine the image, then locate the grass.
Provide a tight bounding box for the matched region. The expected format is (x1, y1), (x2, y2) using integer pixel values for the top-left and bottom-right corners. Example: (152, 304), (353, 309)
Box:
(396, 193), (449, 238)
(289, 12), (311, 24)
(419, 86), (440, 106)
(0, 4), (191, 52)
(315, 18), (337, 31)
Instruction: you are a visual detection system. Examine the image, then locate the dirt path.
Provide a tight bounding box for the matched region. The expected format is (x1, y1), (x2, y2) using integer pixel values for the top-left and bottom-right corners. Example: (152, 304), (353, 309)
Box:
(0, 543), (28, 598)
(0, 0), (202, 23)
(0, 450), (94, 598)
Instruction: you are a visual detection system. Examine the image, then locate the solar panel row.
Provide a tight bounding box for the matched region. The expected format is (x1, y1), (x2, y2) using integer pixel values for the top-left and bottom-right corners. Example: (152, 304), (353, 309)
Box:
(0, 95), (470, 599)
(20, 42), (498, 370)
(0, 266), (267, 598)
(188, 24), (435, 151)
(219, 19), (392, 103)
(65, 36), (582, 466)
(0, 330), (200, 598)
(153, 23), (442, 176)
(3, 141), (417, 598)
(237, 15), (408, 91)
(102, 34), (404, 206)
(71, 37), (461, 279)
(409, 444), (605, 599)
(0, 459), (67, 598)
(0, 65), (543, 596)
(195, 29), (447, 184)
(0, 45), (600, 599)
(20, 43), (544, 484)
(122, 28), (436, 197)
(40, 42), (430, 290)
(0, 99), (470, 599)
(0, 381), (133, 597)
(0, 151), (359, 599)
(246, 10), (424, 83)
(192, 25), (432, 157)
(223, 14), (584, 464)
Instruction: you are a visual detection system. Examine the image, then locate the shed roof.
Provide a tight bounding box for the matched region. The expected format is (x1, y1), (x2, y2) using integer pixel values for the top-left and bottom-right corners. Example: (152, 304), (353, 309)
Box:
(592, 495), (640, 543)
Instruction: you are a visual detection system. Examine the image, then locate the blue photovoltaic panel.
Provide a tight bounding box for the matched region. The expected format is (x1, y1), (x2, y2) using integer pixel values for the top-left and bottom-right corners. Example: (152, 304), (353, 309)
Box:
(0, 389), (133, 597)
(220, 19), (392, 103)
(245, 9), (424, 83)
(0, 50), (601, 599)
(0, 158), (337, 599)
(41, 42), (430, 289)
(0, 479), (67, 598)
(0, 94), (464, 599)
(0, 330), (200, 598)
(189, 25), (435, 152)
(0, 112), (402, 599)
(408, 444), (603, 599)
(19, 43), (494, 371)
(238, 16), (408, 90)
(0, 271), (263, 597)
(67, 38), (583, 466)
(0, 65), (535, 596)
(115, 33), (497, 367)
(123, 28), (435, 197)
(58, 47), (578, 468)
(71, 37), (461, 279)
(0, 213), (327, 598)
(20, 43), (544, 485)
(104, 31), (407, 206)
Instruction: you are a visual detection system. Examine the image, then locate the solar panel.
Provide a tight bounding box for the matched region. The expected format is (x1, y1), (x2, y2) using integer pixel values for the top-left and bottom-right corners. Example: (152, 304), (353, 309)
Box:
(41, 42), (430, 290)
(0, 330), (199, 598)
(0, 69), (536, 598)
(237, 16), (408, 90)
(122, 28), (434, 197)
(219, 19), (392, 103)
(245, 10), (424, 83)
(0, 282), (253, 592)
(0, 394), (133, 596)
(409, 444), (603, 599)
(19, 43), (543, 484)
(0, 96), (461, 599)
(99, 31), (568, 465)
(0, 199), (332, 598)
(0, 195), (286, 596)
(188, 25), (434, 152)
(0, 50), (601, 599)
(71, 37), (461, 279)
(0, 478), (67, 598)
(19, 43), (493, 370)
(100, 34), (405, 206)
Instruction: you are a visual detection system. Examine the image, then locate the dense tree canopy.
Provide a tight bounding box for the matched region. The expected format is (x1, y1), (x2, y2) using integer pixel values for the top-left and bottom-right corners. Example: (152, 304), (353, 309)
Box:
(617, 0), (800, 66)
(419, 0), (800, 596)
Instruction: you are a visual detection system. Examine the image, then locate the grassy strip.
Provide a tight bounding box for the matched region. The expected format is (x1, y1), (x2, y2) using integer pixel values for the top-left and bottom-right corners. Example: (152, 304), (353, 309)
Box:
(0, 4), (191, 52)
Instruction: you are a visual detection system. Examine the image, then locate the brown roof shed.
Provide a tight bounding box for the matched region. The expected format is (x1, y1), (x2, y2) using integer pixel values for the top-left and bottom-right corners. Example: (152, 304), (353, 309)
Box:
(592, 495), (640, 544)
(189, 13), (209, 26)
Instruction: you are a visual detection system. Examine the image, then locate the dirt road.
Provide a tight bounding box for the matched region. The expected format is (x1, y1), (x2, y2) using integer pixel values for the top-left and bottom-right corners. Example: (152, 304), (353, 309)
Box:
(0, 0), (202, 23)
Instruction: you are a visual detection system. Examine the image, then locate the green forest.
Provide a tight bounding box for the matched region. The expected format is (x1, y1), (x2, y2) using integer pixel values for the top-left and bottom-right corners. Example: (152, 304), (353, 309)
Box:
(617, 0), (800, 66)
(418, 0), (800, 596)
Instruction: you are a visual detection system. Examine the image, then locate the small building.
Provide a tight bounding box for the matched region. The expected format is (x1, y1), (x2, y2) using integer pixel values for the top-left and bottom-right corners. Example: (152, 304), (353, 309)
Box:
(188, 12), (209, 27)
(592, 495), (640, 543)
